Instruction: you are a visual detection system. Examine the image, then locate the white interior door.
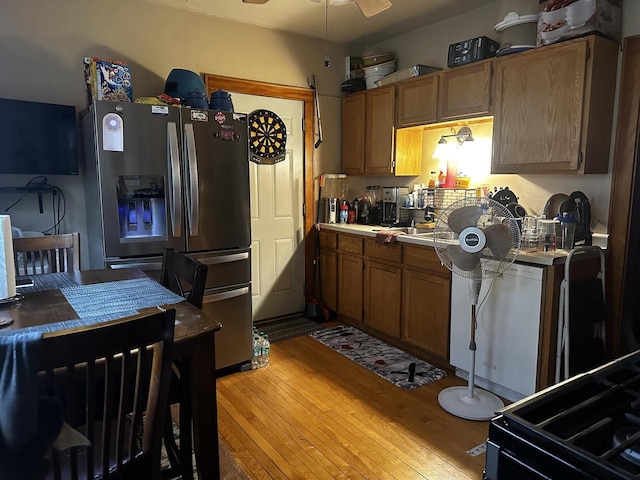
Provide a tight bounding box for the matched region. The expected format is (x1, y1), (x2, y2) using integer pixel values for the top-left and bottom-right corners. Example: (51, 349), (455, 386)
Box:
(232, 93), (305, 321)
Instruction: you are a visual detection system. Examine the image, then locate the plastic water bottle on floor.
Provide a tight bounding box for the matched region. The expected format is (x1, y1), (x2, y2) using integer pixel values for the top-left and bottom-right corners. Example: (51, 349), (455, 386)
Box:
(262, 334), (270, 367)
(252, 334), (261, 369)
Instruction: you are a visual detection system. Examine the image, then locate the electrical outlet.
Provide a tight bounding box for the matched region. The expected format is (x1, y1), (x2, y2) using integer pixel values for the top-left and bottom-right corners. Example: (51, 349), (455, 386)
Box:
(467, 443), (486, 457)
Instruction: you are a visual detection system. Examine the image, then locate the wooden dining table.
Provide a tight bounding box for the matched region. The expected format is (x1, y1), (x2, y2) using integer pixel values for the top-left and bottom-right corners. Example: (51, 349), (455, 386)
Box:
(0, 268), (222, 480)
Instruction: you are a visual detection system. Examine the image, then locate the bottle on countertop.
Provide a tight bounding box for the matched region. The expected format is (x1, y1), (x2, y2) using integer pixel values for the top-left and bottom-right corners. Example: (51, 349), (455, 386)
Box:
(428, 171), (437, 190)
(339, 201), (349, 224)
(348, 203), (356, 224)
(437, 171), (446, 188)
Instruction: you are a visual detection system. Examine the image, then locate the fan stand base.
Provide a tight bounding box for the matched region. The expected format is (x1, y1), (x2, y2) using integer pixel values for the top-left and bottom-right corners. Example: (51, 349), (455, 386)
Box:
(438, 386), (504, 421)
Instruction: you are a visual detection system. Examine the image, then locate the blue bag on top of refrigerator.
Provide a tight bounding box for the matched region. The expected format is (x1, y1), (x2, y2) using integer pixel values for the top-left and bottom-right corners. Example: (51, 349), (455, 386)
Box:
(84, 57), (133, 104)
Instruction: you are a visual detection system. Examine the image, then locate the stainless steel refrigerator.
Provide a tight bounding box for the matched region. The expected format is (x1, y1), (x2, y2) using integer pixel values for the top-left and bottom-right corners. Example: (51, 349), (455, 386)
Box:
(82, 100), (252, 370)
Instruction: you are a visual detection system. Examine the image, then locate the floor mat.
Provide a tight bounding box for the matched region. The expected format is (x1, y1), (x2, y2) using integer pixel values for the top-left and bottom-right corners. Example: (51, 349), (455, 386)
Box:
(309, 325), (447, 391)
(256, 316), (325, 343)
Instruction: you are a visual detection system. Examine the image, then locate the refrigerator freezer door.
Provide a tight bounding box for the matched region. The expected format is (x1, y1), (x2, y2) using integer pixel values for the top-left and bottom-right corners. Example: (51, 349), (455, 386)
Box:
(203, 284), (253, 370)
(182, 110), (250, 252)
(190, 249), (250, 289)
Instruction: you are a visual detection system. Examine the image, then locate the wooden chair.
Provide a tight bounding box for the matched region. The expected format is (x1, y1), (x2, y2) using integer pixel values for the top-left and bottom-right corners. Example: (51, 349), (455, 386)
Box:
(159, 248), (208, 479)
(13, 232), (80, 275)
(40, 308), (175, 480)
(160, 248), (208, 309)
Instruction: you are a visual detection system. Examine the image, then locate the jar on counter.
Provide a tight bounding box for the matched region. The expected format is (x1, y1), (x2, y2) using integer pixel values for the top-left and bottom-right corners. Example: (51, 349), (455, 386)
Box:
(339, 201), (349, 224)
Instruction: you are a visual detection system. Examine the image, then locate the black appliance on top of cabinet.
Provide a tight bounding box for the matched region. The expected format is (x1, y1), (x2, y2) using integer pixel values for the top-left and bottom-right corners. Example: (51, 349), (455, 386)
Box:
(82, 101), (252, 370)
(485, 350), (640, 479)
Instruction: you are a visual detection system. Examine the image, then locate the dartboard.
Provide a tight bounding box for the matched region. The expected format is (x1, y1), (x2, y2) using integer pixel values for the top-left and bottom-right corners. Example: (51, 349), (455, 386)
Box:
(248, 109), (287, 164)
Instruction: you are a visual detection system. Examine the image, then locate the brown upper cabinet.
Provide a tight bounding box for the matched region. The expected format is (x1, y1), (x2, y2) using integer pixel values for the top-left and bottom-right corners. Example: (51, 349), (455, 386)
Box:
(342, 85), (422, 176)
(396, 74), (439, 127)
(396, 59), (494, 128)
(341, 91), (366, 175)
(492, 35), (619, 174)
(438, 59), (494, 121)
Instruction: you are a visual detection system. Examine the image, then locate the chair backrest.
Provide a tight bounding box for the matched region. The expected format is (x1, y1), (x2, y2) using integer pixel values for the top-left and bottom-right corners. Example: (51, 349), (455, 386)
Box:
(13, 232), (80, 275)
(40, 308), (175, 480)
(160, 248), (208, 309)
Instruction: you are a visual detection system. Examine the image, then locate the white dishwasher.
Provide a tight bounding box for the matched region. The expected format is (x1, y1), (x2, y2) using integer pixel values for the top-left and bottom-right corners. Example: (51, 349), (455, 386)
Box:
(450, 262), (544, 402)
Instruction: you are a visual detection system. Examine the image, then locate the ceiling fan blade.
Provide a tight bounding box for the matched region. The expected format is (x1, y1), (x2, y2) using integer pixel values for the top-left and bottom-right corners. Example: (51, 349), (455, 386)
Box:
(484, 223), (513, 258)
(354, 0), (391, 17)
(448, 205), (482, 235)
(446, 244), (481, 272)
(243, 0), (270, 4)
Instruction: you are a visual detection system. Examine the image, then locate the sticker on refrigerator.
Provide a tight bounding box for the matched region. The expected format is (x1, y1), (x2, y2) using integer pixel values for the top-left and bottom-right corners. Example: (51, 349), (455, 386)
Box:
(190, 109), (208, 122)
(151, 105), (169, 115)
(102, 113), (124, 151)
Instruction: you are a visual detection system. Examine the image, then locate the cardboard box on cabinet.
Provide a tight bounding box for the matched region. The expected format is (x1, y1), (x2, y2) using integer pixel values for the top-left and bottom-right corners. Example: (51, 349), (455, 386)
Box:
(536, 0), (621, 47)
(84, 57), (133, 104)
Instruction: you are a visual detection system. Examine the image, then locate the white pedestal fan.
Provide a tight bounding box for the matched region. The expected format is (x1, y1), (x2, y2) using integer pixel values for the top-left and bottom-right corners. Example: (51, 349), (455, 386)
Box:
(433, 197), (521, 421)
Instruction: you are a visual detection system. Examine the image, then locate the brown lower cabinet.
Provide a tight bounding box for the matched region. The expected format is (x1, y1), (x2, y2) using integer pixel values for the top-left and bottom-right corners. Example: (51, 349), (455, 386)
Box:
(364, 260), (402, 337)
(337, 252), (363, 322)
(319, 230), (452, 362)
(319, 249), (337, 312)
(401, 268), (450, 359)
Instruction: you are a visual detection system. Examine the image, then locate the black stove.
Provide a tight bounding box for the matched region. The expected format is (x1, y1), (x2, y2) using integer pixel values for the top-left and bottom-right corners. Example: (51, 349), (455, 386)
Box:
(485, 350), (640, 479)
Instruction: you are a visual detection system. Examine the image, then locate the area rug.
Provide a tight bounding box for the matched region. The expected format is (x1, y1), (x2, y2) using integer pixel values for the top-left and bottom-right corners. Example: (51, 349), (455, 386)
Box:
(309, 325), (447, 390)
(256, 315), (325, 343)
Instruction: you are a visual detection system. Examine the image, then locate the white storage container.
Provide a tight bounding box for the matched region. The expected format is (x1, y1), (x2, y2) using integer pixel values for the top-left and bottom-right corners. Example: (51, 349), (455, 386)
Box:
(375, 65), (441, 87)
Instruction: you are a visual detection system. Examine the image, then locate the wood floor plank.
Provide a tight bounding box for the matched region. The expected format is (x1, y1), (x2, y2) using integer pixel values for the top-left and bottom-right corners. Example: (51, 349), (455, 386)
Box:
(226, 372), (351, 480)
(217, 323), (490, 479)
(265, 340), (470, 479)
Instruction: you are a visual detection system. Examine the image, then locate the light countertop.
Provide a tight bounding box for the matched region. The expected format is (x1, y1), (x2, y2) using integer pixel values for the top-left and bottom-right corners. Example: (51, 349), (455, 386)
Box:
(318, 223), (607, 266)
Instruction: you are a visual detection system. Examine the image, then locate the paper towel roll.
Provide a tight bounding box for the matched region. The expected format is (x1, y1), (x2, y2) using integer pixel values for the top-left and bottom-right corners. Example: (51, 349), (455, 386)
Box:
(0, 215), (16, 300)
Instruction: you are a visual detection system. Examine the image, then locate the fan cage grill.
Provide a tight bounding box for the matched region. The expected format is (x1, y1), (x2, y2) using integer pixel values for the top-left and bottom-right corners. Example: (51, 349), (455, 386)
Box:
(433, 196), (521, 280)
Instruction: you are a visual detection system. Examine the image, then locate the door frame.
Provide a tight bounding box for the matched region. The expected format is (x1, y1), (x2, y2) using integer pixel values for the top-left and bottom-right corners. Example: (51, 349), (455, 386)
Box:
(606, 35), (640, 358)
(204, 74), (315, 301)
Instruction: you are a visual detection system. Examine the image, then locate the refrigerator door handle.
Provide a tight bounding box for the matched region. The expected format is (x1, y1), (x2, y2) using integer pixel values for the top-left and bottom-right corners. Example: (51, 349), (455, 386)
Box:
(184, 123), (200, 237)
(204, 286), (250, 303)
(109, 261), (164, 271)
(168, 122), (183, 237)
(200, 252), (249, 265)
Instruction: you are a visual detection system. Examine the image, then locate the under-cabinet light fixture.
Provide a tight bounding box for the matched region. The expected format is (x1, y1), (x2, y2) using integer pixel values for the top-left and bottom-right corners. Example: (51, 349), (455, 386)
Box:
(438, 126), (474, 146)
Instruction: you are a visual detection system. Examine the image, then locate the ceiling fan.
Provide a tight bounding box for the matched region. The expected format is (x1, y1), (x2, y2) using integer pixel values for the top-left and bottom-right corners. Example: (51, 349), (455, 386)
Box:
(242, 0), (392, 18)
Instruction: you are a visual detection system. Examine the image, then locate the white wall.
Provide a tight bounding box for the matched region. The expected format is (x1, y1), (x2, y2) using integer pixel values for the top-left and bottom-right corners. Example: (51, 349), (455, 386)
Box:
(0, 0), (348, 265)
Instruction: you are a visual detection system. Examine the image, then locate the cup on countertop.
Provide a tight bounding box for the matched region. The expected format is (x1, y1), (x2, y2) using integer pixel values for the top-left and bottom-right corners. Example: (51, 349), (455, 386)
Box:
(537, 219), (560, 252)
(521, 215), (539, 252)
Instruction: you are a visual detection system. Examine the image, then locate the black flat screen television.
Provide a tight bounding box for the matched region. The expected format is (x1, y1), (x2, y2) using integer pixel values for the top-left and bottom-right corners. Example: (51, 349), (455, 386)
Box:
(0, 97), (79, 175)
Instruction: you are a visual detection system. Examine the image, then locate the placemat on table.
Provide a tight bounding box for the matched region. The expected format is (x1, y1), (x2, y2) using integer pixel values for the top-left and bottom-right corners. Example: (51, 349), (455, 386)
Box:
(16, 273), (78, 293)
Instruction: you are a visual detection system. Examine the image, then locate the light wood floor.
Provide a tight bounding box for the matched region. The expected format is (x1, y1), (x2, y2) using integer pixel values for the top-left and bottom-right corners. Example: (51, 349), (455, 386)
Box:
(216, 324), (490, 479)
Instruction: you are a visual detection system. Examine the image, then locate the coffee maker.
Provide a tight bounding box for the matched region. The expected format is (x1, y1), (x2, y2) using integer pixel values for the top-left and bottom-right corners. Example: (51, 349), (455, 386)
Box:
(381, 187), (409, 226)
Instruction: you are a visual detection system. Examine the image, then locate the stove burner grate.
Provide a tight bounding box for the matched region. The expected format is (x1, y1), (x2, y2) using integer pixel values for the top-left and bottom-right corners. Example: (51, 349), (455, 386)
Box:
(613, 426), (640, 467)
